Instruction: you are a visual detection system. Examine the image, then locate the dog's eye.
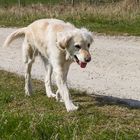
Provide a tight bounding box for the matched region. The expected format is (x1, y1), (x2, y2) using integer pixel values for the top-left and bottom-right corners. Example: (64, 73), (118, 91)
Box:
(75, 45), (81, 49)
(88, 43), (90, 48)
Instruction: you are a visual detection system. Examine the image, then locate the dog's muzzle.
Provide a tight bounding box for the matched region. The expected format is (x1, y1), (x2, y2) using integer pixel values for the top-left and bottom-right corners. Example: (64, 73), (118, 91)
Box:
(74, 55), (91, 68)
(84, 56), (91, 63)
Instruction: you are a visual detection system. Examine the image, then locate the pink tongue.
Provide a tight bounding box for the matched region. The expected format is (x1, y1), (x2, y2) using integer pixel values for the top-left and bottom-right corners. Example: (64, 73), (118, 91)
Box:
(79, 61), (87, 68)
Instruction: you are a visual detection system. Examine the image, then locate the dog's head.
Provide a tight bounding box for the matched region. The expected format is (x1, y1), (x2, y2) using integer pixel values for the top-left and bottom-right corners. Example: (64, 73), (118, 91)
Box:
(57, 28), (93, 68)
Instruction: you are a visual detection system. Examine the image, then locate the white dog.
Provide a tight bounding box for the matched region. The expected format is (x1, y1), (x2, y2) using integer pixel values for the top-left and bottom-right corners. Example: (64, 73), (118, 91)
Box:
(3, 19), (93, 112)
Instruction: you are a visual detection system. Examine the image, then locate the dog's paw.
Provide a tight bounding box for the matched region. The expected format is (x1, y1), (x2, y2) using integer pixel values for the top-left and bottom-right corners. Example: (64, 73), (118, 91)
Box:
(25, 88), (32, 96)
(66, 103), (79, 112)
(47, 92), (56, 98)
(56, 98), (64, 102)
(55, 90), (64, 102)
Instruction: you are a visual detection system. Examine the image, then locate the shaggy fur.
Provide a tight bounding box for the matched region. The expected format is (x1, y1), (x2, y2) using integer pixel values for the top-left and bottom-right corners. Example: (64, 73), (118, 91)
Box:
(3, 19), (93, 111)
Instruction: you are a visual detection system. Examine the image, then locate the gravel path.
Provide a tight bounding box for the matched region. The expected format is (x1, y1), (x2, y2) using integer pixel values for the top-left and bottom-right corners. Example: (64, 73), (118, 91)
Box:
(0, 28), (140, 107)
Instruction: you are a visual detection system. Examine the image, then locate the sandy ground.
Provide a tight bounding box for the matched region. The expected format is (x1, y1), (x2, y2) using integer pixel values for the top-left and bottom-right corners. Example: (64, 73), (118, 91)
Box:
(0, 28), (140, 107)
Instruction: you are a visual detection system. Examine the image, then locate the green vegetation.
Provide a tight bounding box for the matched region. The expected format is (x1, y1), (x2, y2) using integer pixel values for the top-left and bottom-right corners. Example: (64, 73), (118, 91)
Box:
(0, 0), (139, 35)
(0, 70), (140, 140)
(0, 0), (121, 6)
(0, 0), (62, 6)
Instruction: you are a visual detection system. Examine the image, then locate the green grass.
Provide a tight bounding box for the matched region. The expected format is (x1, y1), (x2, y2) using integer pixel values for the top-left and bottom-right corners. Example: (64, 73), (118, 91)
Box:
(0, 0), (62, 6)
(0, 70), (140, 140)
(0, 0), (120, 6)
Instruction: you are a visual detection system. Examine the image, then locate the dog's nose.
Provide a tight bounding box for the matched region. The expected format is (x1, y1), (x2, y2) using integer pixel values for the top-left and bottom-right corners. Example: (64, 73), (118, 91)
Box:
(85, 57), (91, 62)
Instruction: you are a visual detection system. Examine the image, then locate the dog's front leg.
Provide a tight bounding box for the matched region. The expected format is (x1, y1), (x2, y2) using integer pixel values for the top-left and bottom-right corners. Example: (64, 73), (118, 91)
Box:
(55, 68), (78, 112)
(40, 55), (56, 98)
(55, 63), (69, 102)
(44, 64), (56, 98)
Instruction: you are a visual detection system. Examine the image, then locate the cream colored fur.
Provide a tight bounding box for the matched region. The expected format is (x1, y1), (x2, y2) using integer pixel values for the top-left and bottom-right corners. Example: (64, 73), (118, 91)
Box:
(3, 19), (93, 112)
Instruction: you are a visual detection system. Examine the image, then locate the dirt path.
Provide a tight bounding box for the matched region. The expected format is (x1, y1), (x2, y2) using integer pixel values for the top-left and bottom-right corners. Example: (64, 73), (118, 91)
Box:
(0, 28), (140, 107)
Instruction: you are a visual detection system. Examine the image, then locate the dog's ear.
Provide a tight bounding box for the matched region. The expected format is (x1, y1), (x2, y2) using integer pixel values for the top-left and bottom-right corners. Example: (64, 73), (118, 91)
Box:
(57, 32), (72, 50)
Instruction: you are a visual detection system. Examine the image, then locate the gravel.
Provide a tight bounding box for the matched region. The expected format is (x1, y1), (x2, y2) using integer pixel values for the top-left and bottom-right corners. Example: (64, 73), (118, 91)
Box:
(0, 28), (140, 107)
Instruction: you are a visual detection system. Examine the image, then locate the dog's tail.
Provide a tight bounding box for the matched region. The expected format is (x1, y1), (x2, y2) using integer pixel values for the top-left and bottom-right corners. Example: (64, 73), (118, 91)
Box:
(3, 27), (27, 48)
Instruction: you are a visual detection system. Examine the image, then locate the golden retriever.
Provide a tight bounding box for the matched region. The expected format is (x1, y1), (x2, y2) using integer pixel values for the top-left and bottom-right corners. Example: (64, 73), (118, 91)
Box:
(3, 19), (93, 111)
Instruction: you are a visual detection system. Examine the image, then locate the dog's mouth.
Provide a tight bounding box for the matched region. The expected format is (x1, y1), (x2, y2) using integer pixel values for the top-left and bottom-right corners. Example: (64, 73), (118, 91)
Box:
(74, 55), (87, 68)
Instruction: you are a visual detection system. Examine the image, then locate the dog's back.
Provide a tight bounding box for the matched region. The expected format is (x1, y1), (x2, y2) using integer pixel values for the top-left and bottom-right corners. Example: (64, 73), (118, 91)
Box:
(3, 19), (75, 49)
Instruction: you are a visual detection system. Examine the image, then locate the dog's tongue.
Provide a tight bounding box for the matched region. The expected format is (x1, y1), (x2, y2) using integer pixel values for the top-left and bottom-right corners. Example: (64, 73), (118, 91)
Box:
(79, 61), (87, 68)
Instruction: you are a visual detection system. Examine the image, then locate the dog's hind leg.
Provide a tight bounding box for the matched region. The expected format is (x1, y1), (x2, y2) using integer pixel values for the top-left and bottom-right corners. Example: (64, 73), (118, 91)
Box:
(25, 60), (33, 96)
(22, 40), (37, 96)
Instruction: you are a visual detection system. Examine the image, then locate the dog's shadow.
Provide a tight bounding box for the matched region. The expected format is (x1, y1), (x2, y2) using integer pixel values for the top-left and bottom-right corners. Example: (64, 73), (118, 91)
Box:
(72, 90), (140, 111)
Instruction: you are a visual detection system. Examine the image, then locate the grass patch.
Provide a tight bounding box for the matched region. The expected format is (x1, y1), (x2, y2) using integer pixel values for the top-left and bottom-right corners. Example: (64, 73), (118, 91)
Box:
(0, 70), (140, 140)
(0, 1), (140, 35)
